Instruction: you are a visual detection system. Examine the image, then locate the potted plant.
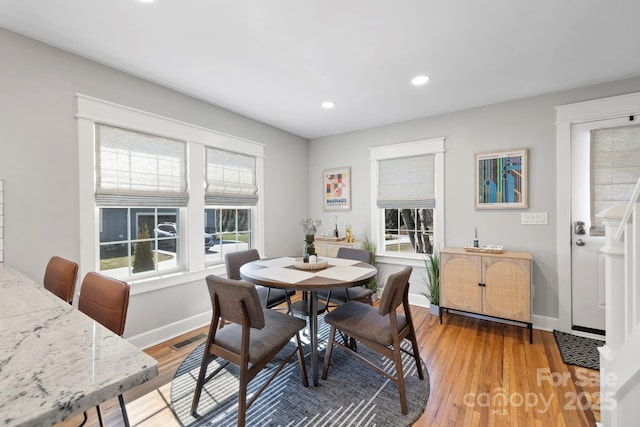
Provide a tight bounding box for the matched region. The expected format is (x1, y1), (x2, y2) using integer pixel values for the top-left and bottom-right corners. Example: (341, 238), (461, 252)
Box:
(423, 251), (440, 315)
(363, 237), (378, 298)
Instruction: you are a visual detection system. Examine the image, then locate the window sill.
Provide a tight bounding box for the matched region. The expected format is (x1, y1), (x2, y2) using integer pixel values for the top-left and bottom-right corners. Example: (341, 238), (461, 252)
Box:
(128, 264), (226, 295)
(375, 253), (426, 268)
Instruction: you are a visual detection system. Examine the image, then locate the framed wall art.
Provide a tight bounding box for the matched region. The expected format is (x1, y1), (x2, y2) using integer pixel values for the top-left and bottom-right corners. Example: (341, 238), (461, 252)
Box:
(475, 148), (528, 209)
(323, 167), (351, 211)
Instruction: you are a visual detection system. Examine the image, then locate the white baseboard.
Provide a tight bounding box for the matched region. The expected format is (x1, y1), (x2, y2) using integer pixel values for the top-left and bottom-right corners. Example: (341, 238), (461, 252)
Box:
(409, 292), (430, 308)
(531, 314), (561, 332)
(126, 310), (212, 350)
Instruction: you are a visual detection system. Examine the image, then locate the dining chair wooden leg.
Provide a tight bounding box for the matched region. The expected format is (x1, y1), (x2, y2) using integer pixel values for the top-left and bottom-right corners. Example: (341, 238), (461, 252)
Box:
(393, 346), (408, 415)
(321, 326), (337, 380)
(191, 351), (214, 415)
(295, 333), (309, 387)
(238, 365), (249, 427)
(408, 331), (425, 380)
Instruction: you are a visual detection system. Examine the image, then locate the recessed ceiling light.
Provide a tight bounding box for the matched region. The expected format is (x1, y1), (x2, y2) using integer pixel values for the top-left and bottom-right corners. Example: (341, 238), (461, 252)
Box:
(411, 75), (430, 86)
(138, 0), (155, 3)
(321, 101), (335, 109)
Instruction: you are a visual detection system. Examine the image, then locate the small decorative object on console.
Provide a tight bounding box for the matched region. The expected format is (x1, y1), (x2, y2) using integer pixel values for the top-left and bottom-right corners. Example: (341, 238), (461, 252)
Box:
(463, 244), (503, 254)
(345, 225), (354, 243)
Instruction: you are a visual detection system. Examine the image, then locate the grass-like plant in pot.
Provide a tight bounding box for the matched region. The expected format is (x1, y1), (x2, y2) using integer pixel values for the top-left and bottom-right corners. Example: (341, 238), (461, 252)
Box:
(363, 237), (378, 295)
(423, 251), (440, 315)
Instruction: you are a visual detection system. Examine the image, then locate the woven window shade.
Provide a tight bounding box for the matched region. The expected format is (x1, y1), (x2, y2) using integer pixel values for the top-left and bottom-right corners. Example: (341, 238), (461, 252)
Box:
(95, 124), (188, 207)
(377, 154), (435, 208)
(206, 147), (258, 206)
(590, 124), (640, 235)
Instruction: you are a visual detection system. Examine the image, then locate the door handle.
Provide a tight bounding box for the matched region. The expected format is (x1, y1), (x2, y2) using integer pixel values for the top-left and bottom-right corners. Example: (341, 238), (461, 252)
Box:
(575, 239), (585, 246)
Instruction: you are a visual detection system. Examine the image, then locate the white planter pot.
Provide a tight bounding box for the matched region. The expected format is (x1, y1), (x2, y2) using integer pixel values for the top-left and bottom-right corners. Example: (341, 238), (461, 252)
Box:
(429, 303), (440, 316)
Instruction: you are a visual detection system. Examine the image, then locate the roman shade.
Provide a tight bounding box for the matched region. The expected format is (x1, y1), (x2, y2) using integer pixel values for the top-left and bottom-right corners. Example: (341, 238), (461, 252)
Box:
(205, 147), (258, 206)
(95, 124), (188, 207)
(377, 154), (435, 209)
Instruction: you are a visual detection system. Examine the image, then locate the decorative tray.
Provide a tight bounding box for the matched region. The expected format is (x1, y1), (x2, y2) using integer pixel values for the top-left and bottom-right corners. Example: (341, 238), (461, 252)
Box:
(315, 236), (346, 242)
(293, 257), (329, 270)
(463, 245), (504, 254)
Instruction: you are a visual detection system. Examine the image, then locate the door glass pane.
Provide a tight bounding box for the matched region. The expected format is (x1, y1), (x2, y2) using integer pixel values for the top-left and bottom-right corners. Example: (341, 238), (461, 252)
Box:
(590, 124), (640, 235)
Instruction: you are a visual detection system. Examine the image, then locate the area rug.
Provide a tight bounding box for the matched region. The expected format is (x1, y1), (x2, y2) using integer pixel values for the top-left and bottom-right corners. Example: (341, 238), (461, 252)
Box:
(553, 330), (604, 371)
(170, 317), (429, 426)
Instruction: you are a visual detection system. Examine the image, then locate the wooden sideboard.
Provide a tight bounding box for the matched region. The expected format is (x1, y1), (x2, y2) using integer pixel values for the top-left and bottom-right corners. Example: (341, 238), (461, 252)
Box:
(439, 247), (533, 343)
(315, 238), (363, 257)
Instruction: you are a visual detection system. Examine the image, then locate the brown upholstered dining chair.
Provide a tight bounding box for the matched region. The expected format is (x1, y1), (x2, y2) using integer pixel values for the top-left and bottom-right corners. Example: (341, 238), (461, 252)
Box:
(226, 249), (295, 312)
(321, 266), (424, 415)
(43, 256), (79, 304)
(191, 275), (308, 427)
(77, 272), (131, 427)
(318, 247), (374, 308)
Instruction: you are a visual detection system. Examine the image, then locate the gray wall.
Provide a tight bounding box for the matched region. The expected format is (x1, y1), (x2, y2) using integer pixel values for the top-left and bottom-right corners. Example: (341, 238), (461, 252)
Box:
(0, 28), (308, 340)
(309, 76), (640, 319)
(4, 24), (640, 338)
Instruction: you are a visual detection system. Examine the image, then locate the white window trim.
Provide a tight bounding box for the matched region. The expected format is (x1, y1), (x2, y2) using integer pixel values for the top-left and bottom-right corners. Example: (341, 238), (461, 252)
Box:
(77, 94), (265, 294)
(369, 137), (445, 266)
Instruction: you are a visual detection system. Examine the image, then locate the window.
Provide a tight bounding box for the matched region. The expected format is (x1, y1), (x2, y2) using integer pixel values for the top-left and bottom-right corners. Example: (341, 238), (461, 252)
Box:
(99, 207), (180, 277)
(95, 124), (187, 278)
(77, 95), (265, 288)
(370, 138), (445, 261)
(204, 147), (258, 264)
(384, 208), (434, 254)
(204, 208), (252, 263)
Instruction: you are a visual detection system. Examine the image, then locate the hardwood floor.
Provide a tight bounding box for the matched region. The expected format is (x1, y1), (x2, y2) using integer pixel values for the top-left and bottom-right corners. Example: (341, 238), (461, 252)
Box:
(56, 304), (600, 426)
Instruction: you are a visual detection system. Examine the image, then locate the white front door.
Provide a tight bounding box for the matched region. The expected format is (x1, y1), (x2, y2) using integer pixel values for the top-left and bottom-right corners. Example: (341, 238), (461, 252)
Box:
(570, 117), (638, 333)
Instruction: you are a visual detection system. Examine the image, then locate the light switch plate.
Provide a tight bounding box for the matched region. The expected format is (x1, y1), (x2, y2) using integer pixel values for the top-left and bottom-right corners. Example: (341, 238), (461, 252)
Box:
(521, 212), (548, 225)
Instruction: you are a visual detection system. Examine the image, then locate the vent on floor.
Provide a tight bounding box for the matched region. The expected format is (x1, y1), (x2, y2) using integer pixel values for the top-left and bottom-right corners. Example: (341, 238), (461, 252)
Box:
(171, 334), (207, 350)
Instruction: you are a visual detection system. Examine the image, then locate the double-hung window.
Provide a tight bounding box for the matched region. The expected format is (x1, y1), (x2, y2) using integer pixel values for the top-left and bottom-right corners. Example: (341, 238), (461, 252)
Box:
(204, 148), (257, 264)
(370, 138), (445, 261)
(96, 124), (188, 278)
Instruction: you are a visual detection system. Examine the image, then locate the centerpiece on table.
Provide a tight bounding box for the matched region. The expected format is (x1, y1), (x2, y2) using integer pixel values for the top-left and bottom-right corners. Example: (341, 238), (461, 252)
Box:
(299, 217), (321, 263)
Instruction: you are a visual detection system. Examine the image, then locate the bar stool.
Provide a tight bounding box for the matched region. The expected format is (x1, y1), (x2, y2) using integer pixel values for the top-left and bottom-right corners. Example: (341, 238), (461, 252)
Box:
(43, 256), (78, 304)
(78, 272), (131, 427)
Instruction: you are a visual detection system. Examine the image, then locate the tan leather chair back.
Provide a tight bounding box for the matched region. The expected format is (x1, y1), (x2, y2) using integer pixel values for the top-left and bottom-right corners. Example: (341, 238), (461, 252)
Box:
(43, 256), (79, 304)
(78, 272), (130, 336)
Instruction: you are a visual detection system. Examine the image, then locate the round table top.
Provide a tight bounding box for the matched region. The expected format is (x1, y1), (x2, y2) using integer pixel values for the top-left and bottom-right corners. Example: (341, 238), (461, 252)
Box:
(239, 256), (377, 291)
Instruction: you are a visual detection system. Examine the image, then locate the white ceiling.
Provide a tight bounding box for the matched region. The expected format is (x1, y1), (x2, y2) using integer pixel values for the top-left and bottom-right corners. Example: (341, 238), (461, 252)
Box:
(2, 0), (640, 139)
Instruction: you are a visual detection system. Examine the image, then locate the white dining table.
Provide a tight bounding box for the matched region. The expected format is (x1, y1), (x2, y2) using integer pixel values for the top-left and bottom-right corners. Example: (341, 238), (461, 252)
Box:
(0, 263), (158, 427)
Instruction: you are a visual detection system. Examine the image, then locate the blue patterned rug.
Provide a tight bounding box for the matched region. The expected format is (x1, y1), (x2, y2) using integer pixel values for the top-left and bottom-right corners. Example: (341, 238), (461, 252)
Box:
(171, 317), (429, 426)
(553, 330), (604, 371)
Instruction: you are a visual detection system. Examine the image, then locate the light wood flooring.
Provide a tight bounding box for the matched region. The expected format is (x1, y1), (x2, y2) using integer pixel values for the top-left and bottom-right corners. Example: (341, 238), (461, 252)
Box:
(56, 304), (600, 427)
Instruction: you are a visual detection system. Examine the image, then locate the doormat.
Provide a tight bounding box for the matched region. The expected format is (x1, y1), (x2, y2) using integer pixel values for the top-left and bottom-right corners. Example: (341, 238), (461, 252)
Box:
(553, 330), (604, 371)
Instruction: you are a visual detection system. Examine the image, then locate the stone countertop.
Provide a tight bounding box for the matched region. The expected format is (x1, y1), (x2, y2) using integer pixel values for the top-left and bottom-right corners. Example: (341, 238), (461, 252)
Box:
(0, 263), (158, 427)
